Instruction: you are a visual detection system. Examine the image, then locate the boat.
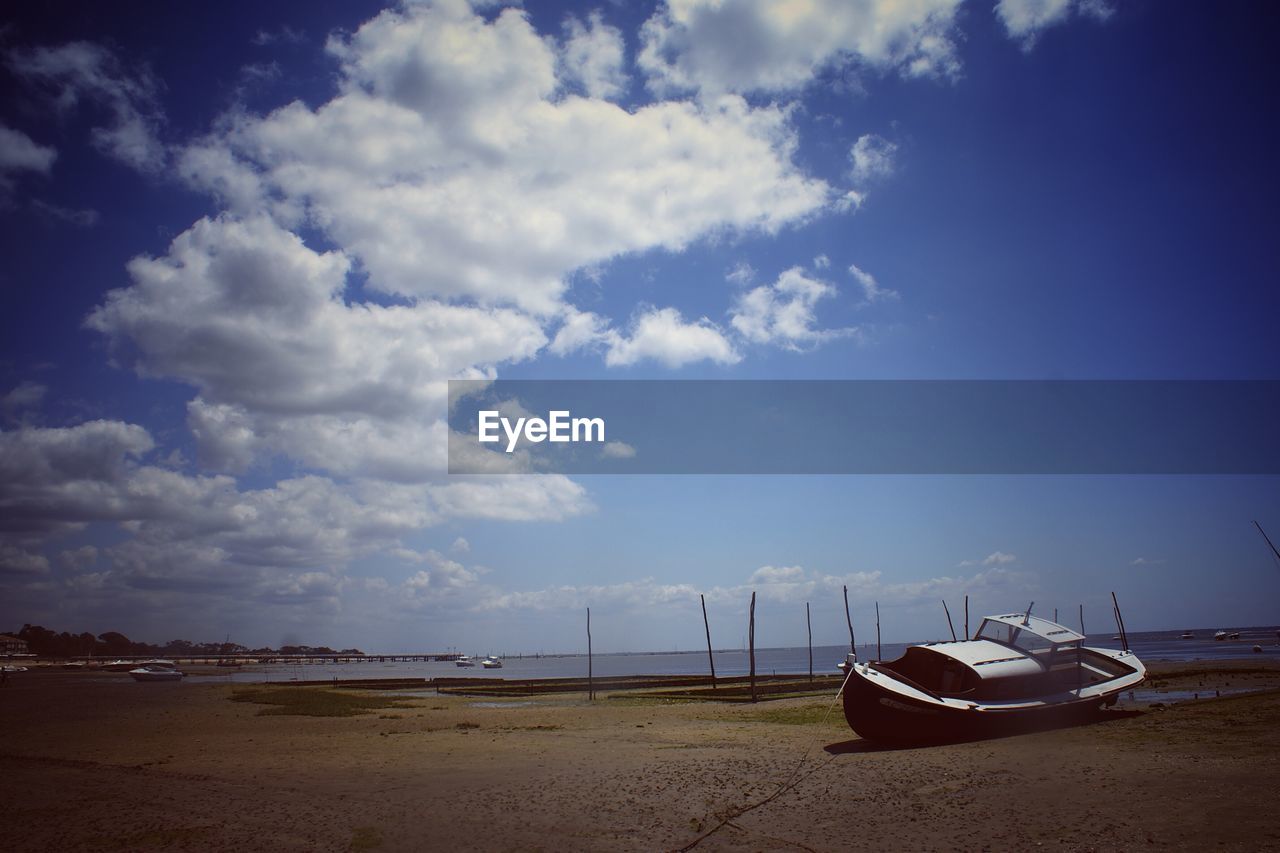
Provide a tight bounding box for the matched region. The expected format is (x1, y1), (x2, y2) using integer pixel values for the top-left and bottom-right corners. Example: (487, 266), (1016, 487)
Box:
(103, 659), (140, 672)
(216, 659), (243, 668)
(1214, 630), (1228, 641)
(137, 658), (177, 669)
(481, 656), (503, 669)
(841, 611), (1146, 743)
(1179, 632), (1194, 639)
(1228, 631), (1241, 640)
(129, 665), (185, 682)
(455, 656), (476, 667)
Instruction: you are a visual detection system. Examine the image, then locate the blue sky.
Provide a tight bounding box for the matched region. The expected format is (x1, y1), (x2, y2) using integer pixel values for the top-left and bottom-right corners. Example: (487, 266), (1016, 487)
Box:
(1, 0), (1278, 653)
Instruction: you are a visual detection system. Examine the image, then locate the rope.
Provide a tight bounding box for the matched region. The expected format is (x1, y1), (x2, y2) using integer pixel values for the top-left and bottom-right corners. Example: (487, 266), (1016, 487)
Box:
(674, 665), (857, 852)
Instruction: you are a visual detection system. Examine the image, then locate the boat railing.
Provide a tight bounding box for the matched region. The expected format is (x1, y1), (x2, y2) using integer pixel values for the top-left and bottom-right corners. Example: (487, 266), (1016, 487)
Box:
(869, 662), (945, 702)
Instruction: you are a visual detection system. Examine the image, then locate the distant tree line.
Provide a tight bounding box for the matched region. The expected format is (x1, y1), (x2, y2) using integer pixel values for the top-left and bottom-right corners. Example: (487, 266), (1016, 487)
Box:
(10, 624), (362, 658)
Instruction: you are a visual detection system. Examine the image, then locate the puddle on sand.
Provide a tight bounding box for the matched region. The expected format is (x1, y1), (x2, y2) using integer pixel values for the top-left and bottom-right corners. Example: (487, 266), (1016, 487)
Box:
(1117, 686), (1258, 706)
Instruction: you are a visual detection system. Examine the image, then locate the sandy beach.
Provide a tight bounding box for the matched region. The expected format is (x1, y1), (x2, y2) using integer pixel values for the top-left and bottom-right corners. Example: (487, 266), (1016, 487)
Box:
(4, 660), (1280, 851)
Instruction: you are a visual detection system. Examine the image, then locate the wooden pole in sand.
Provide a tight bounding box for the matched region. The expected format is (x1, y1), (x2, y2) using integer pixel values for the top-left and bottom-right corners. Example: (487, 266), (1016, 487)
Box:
(806, 602), (813, 685)
(748, 591), (757, 703)
(1079, 604), (1085, 635)
(587, 607), (593, 701)
(1111, 591), (1129, 652)
(942, 599), (957, 641)
(1054, 607), (1059, 624)
(875, 601), (882, 662)
(701, 593), (716, 690)
(843, 584), (856, 655)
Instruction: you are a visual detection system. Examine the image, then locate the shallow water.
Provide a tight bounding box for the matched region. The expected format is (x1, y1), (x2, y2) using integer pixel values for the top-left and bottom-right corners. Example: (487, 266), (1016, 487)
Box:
(173, 625), (1280, 685)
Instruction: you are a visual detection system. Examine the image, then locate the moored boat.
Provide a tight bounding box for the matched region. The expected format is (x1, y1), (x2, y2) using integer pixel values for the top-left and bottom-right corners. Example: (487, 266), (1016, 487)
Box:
(481, 656), (503, 669)
(455, 656), (476, 667)
(841, 611), (1145, 743)
(129, 665), (185, 682)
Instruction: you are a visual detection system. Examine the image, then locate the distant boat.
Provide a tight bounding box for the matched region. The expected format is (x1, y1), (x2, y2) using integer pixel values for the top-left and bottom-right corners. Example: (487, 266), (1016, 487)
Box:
(481, 656), (503, 669)
(455, 656), (476, 668)
(103, 660), (138, 672)
(216, 658), (243, 668)
(129, 665), (184, 682)
(1214, 630), (1228, 641)
(841, 611), (1145, 743)
(1179, 632), (1194, 639)
(138, 659), (177, 669)
(1228, 631), (1241, 640)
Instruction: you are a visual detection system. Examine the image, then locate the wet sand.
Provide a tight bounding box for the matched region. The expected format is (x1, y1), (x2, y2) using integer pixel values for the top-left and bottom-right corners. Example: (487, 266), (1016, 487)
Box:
(4, 660), (1280, 851)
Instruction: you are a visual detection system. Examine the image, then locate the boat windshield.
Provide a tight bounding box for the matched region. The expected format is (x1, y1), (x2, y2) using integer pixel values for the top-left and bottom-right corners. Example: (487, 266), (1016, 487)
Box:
(976, 619), (1053, 654)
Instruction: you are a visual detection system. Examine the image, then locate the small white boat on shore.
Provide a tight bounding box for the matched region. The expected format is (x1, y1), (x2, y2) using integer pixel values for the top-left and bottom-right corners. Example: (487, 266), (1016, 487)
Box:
(481, 656), (503, 669)
(841, 611), (1145, 743)
(129, 665), (184, 682)
(455, 656), (476, 667)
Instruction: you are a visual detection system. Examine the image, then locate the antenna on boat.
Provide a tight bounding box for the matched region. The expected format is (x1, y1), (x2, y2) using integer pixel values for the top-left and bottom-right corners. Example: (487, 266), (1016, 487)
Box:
(942, 599), (957, 642)
(1111, 591), (1130, 652)
(1023, 601), (1034, 626)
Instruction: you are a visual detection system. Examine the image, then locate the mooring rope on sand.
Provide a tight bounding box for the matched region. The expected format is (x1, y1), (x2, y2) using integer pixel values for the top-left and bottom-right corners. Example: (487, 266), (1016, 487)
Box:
(674, 665), (857, 852)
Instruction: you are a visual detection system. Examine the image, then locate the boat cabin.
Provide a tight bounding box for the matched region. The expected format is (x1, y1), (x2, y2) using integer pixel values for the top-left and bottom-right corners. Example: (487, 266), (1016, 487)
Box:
(873, 613), (1135, 701)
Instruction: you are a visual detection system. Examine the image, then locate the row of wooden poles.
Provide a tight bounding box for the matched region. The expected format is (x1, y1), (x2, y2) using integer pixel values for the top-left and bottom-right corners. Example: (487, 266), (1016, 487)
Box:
(585, 587), (1136, 703)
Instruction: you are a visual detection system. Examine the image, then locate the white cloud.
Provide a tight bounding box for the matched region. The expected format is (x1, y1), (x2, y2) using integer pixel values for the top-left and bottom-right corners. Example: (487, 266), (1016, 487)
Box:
(730, 266), (857, 350)
(5, 41), (166, 171)
(450, 536), (471, 554)
(600, 441), (636, 459)
(180, 1), (828, 314)
(1129, 556), (1165, 567)
(638, 0), (964, 97)
(813, 254), (830, 270)
(848, 263), (897, 304)
(86, 214), (546, 479)
(849, 133), (897, 184)
(996, 0), (1114, 49)
(0, 123), (57, 176)
(560, 11), (629, 100)
(605, 307), (740, 368)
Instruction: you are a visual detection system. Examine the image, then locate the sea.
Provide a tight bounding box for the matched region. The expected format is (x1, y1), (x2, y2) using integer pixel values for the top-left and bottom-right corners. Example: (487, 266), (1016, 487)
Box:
(186, 625), (1280, 685)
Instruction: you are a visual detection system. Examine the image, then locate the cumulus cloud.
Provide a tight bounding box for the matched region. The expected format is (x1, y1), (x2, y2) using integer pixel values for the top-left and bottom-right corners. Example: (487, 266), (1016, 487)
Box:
(5, 41), (166, 171)
(600, 441), (637, 460)
(560, 11), (629, 100)
(638, 0), (963, 97)
(605, 307), (740, 368)
(730, 266), (856, 350)
(0, 123), (57, 182)
(996, 0), (1115, 49)
(179, 1), (827, 315)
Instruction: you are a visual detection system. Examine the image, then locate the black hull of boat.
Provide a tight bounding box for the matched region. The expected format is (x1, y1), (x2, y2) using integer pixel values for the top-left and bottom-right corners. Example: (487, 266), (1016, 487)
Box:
(842, 669), (1112, 744)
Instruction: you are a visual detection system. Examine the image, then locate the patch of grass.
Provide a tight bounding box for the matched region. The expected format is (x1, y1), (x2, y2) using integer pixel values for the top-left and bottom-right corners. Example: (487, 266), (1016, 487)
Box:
(747, 702), (844, 726)
(231, 687), (416, 717)
(349, 825), (383, 850)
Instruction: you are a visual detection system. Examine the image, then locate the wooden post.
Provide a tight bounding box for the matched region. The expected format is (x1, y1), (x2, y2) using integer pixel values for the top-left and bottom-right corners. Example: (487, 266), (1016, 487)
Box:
(875, 601), (881, 662)
(701, 593), (716, 689)
(1054, 607), (1058, 623)
(806, 602), (813, 684)
(842, 584), (856, 655)
(748, 591), (757, 703)
(1111, 591), (1129, 652)
(1079, 603), (1085, 635)
(964, 594), (969, 640)
(587, 607), (593, 701)
(942, 599), (957, 642)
